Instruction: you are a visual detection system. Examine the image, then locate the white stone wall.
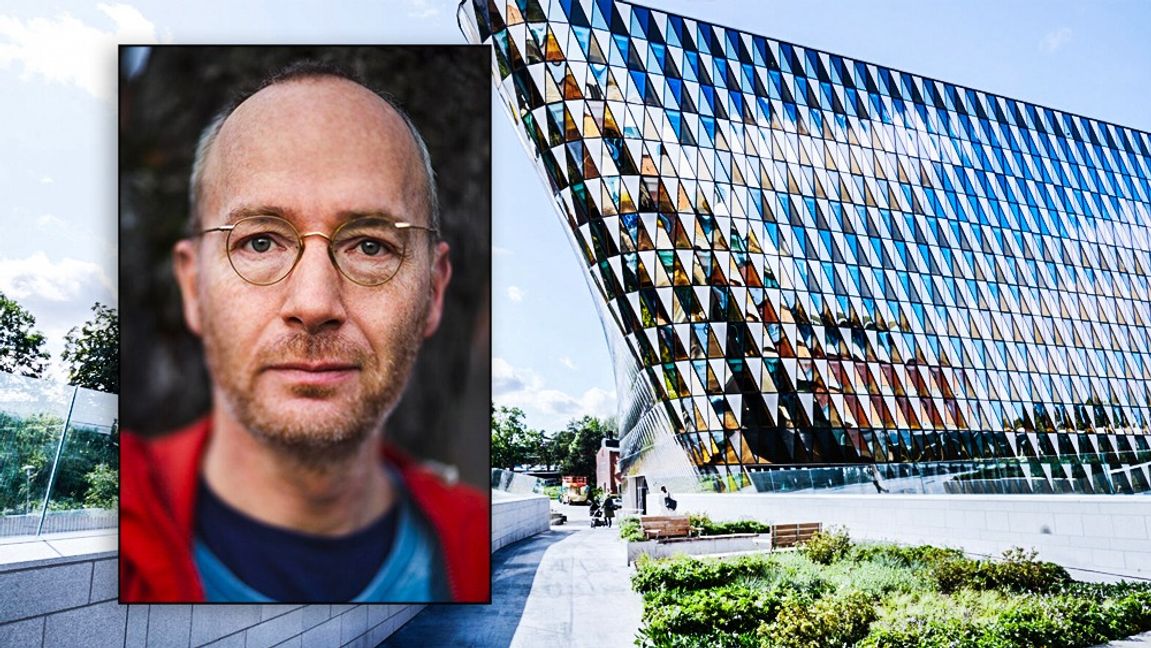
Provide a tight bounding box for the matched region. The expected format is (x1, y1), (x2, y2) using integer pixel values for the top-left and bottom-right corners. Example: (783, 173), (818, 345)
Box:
(492, 492), (551, 553)
(0, 544), (423, 648)
(0, 492), (553, 647)
(659, 493), (1151, 581)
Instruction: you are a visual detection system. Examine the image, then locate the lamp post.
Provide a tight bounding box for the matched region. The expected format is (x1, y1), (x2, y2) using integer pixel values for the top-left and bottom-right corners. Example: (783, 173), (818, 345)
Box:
(21, 465), (35, 515)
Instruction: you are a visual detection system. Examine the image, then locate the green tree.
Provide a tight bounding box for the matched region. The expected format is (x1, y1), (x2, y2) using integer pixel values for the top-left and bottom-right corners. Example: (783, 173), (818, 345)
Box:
(491, 405), (540, 470)
(61, 302), (119, 394)
(0, 292), (50, 378)
(540, 428), (575, 471)
(83, 463), (119, 509)
(0, 411), (63, 514)
(559, 415), (616, 482)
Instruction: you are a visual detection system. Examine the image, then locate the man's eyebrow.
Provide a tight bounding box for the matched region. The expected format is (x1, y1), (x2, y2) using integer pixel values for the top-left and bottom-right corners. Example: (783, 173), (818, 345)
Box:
(338, 210), (412, 225)
(223, 206), (289, 225)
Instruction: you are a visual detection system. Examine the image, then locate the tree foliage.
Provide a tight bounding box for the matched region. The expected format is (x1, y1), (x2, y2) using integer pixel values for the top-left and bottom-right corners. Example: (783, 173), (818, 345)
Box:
(0, 411), (119, 514)
(61, 302), (119, 394)
(491, 405), (538, 470)
(0, 292), (50, 378)
(558, 415), (616, 482)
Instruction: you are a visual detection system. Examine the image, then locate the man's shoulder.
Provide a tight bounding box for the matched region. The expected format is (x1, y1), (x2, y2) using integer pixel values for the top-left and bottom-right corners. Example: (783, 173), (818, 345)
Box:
(121, 417), (211, 523)
(384, 446), (487, 516)
(124, 418), (211, 461)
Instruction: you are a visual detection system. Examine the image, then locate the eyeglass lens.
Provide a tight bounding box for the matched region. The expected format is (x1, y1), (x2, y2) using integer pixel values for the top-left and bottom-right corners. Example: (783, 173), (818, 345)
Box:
(226, 216), (412, 286)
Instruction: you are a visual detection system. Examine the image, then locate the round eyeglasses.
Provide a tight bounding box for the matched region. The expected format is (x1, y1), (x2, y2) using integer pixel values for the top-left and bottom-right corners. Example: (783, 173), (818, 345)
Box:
(198, 215), (438, 286)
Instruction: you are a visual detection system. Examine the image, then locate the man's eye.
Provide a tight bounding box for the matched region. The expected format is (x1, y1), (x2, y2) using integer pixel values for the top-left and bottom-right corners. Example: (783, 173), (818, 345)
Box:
(248, 236), (274, 253)
(359, 239), (384, 256)
(234, 233), (286, 253)
(352, 238), (397, 257)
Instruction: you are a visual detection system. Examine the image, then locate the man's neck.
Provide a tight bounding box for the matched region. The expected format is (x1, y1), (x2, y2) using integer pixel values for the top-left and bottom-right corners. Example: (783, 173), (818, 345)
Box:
(202, 410), (396, 537)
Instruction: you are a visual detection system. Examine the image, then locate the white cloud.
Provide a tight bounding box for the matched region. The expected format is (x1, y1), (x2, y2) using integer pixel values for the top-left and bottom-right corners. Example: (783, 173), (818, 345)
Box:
(493, 356), (616, 428)
(0, 253), (112, 303)
(0, 253), (116, 382)
(507, 286), (524, 302)
(36, 213), (66, 229)
(0, 3), (159, 100)
(559, 356), (576, 370)
(406, 0), (441, 19)
(1040, 27), (1072, 53)
(39, 176), (53, 184)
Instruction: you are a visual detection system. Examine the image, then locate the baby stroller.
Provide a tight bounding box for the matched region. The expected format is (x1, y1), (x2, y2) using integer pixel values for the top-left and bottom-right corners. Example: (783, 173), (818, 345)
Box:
(589, 499), (608, 528)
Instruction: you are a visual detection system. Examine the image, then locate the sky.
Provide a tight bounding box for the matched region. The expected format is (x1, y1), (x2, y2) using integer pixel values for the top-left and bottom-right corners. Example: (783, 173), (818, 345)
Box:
(1, 0), (1148, 429)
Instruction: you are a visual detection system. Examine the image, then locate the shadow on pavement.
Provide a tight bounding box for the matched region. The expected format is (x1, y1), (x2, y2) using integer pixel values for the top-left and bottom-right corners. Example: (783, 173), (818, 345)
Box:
(380, 527), (578, 647)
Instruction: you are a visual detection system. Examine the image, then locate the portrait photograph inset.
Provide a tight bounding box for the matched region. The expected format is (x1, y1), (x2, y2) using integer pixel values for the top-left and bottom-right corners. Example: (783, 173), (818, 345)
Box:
(118, 46), (492, 604)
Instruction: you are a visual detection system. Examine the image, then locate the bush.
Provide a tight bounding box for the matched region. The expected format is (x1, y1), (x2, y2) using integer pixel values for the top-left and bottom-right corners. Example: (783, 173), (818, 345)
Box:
(993, 547), (1070, 593)
(761, 591), (876, 648)
(1061, 580), (1151, 601)
(632, 555), (773, 593)
(930, 548), (1070, 595)
(851, 542), (965, 569)
(688, 512), (771, 536)
(83, 462), (118, 510)
(1106, 590), (1151, 637)
(619, 516), (644, 542)
(986, 594), (1112, 647)
(827, 560), (922, 598)
(799, 526), (852, 565)
(639, 585), (783, 647)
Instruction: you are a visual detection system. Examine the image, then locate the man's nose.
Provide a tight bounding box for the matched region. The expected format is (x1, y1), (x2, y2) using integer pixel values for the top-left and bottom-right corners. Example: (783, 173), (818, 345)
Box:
(279, 234), (347, 333)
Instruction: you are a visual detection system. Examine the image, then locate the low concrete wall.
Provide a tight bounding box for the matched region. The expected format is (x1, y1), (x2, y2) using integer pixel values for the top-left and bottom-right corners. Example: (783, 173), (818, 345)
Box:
(659, 493), (1151, 581)
(492, 491), (551, 553)
(0, 491), (553, 647)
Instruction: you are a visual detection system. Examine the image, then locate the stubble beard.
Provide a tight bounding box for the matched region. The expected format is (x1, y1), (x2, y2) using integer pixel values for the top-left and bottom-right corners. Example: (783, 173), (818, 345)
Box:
(200, 304), (428, 471)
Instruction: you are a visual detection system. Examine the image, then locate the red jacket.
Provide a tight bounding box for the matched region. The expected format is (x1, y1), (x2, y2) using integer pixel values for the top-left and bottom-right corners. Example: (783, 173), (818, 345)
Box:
(119, 417), (490, 603)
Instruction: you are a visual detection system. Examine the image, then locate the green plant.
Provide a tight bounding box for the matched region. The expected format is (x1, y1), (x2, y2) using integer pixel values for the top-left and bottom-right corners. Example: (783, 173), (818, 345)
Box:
(83, 462), (118, 509)
(639, 585), (783, 647)
(620, 516), (644, 542)
(761, 591), (876, 648)
(985, 594), (1112, 647)
(850, 542), (964, 569)
(687, 512), (771, 537)
(992, 547), (1070, 593)
(799, 526), (852, 565)
(930, 548), (1070, 595)
(632, 555), (774, 593)
(629, 540), (1151, 648)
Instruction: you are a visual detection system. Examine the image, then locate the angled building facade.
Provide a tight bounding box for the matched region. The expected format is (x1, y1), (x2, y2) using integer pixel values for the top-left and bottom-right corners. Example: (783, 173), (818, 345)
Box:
(461, 0), (1151, 495)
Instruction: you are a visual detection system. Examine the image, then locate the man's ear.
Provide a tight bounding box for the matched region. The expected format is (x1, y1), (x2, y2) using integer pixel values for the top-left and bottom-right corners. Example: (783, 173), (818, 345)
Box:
(422, 241), (452, 338)
(173, 239), (203, 336)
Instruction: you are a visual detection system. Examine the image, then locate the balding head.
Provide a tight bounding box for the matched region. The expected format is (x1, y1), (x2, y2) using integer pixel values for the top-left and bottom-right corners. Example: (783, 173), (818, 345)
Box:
(189, 62), (439, 237)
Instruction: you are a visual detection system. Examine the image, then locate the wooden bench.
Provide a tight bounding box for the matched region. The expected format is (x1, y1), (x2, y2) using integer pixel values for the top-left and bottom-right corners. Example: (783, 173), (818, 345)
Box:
(639, 515), (693, 540)
(770, 522), (822, 549)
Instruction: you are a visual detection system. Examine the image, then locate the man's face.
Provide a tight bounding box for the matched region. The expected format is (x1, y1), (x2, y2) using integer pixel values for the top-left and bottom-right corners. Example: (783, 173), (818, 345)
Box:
(174, 77), (451, 458)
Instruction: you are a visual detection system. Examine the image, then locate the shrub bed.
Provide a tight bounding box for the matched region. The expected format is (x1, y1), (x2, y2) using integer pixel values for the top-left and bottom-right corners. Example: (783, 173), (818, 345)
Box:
(630, 529), (1151, 648)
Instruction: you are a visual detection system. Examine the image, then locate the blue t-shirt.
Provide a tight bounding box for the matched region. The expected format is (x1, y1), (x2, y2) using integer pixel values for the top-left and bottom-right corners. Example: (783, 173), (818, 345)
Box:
(193, 469), (449, 602)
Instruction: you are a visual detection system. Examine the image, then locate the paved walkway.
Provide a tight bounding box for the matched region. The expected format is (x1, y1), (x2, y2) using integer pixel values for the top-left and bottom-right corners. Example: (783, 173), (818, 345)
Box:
(381, 505), (642, 648)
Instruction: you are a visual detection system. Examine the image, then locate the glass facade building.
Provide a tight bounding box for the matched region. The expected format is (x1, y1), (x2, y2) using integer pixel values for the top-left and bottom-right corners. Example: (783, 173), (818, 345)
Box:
(461, 0), (1151, 494)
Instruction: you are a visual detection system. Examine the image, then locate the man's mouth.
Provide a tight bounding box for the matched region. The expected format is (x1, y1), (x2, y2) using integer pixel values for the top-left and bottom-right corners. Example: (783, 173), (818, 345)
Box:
(263, 361), (361, 388)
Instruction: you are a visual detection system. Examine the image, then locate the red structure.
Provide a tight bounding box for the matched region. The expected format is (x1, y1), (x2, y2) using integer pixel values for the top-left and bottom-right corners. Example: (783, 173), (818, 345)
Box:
(596, 437), (620, 494)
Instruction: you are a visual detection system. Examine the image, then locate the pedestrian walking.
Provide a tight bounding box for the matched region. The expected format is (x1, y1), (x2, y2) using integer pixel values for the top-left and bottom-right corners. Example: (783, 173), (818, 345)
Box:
(660, 485), (677, 512)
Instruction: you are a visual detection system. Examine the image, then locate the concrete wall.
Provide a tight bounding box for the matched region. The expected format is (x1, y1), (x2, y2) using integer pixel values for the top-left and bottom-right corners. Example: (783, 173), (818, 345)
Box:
(662, 493), (1151, 581)
(0, 492), (552, 647)
(492, 492), (551, 553)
